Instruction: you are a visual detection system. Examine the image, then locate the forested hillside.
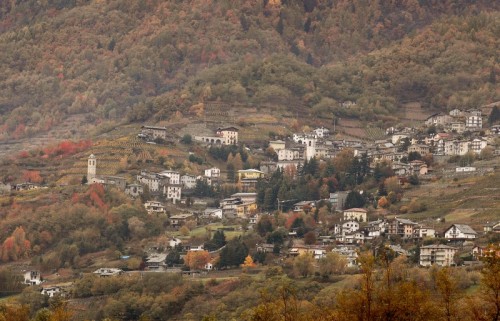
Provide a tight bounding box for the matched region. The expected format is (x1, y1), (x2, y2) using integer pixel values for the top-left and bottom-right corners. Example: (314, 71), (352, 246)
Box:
(0, 0), (499, 140)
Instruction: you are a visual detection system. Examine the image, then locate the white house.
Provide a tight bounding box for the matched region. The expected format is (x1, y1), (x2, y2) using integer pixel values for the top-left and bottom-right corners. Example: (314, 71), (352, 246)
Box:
(466, 109), (482, 129)
(181, 174), (197, 189)
(342, 221), (360, 234)
(416, 227), (436, 238)
(24, 271), (42, 285)
(169, 237), (182, 248)
(313, 127), (330, 138)
(203, 208), (223, 219)
(159, 170), (180, 185)
(166, 185), (182, 204)
(41, 286), (62, 297)
(93, 268), (123, 277)
(216, 127), (239, 145)
(204, 167), (221, 178)
(444, 224), (477, 239)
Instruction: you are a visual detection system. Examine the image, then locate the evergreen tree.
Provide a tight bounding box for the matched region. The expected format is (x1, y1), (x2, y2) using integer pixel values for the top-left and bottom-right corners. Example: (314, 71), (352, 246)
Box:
(345, 191), (365, 209)
(488, 106), (500, 125)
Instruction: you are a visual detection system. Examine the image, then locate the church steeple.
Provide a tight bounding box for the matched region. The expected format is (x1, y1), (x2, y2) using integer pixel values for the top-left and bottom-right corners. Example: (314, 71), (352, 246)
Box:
(87, 154), (96, 182)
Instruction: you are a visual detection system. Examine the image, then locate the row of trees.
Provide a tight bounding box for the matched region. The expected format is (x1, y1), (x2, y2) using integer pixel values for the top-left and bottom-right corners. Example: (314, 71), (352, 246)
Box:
(7, 246), (499, 320)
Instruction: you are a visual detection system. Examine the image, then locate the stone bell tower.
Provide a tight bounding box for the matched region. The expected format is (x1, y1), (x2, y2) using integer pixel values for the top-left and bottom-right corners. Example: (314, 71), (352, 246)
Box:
(87, 154), (97, 182)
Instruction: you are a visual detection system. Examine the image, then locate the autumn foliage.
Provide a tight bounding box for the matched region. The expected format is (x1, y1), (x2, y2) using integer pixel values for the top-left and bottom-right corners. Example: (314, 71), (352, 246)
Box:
(0, 226), (31, 262)
(184, 250), (211, 270)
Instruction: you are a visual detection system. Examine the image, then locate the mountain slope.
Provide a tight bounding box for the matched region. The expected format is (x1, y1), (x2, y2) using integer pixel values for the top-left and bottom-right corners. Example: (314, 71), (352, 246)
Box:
(0, 0), (499, 141)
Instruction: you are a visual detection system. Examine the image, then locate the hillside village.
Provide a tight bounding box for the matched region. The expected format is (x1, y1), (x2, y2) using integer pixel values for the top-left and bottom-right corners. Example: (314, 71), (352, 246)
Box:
(0, 104), (499, 309)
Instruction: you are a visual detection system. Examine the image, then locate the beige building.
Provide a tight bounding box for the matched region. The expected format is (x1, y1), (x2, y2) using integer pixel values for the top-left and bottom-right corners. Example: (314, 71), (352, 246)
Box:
(217, 127), (239, 145)
(343, 208), (367, 222)
(420, 244), (457, 267)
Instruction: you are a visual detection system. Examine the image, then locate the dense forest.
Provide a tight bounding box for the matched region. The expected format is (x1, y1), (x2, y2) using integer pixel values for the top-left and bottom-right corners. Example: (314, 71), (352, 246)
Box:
(0, 0), (499, 140)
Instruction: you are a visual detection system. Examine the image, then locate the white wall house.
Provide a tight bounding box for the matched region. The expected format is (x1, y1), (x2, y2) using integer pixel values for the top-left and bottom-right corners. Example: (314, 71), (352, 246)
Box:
(444, 224), (477, 239)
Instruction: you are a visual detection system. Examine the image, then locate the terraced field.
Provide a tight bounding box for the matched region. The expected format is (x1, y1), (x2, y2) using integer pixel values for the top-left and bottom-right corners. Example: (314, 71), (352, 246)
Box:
(400, 172), (500, 230)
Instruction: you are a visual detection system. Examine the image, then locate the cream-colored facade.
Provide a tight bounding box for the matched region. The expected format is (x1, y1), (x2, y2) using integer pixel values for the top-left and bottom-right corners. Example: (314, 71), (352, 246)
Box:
(420, 244), (457, 267)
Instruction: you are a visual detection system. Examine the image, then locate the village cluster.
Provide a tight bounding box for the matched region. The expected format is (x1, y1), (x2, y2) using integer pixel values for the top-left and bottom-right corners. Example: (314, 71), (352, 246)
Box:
(8, 106), (500, 298)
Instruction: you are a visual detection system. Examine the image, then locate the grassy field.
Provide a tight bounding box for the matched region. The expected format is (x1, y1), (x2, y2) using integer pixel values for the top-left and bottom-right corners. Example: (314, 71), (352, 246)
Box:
(172, 223), (244, 241)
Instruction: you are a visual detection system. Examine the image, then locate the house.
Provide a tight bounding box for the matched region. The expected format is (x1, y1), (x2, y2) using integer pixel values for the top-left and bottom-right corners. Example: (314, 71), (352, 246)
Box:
(137, 171), (169, 193)
(332, 246), (358, 267)
(342, 221), (360, 234)
(237, 169), (265, 181)
(237, 169), (265, 191)
(166, 184), (182, 204)
(170, 213), (195, 228)
(466, 109), (482, 129)
(125, 183), (143, 197)
(449, 108), (463, 117)
(470, 138), (487, 154)
(185, 244), (204, 251)
(293, 201), (316, 213)
(203, 208), (223, 219)
(231, 192), (257, 203)
(408, 144), (430, 156)
(145, 253), (167, 270)
(257, 243), (276, 253)
(420, 244), (458, 267)
(15, 182), (39, 191)
(386, 218), (417, 238)
(236, 202), (258, 218)
(278, 149), (301, 161)
(443, 139), (469, 156)
(216, 127), (239, 145)
(204, 167), (221, 178)
(169, 238), (182, 248)
(90, 175), (127, 191)
(456, 166), (476, 173)
(409, 160), (428, 176)
(140, 125), (168, 140)
(366, 219), (385, 237)
(483, 221), (500, 233)
(24, 271), (42, 285)
(181, 174), (197, 189)
(41, 286), (63, 297)
(269, 140), (286, 151)
(472, 246), (486, 260)
(313, 127), (330, 138)
(450, 122), (466, 133)
(144, 201), (166, 214)
(387, 244), (409, 256)
(330, 191), (349, 211)
(289, 246), (326, 259)
(416, 227), (436, 238)
(444, 224), (477, 239)
(425, 113), (453, 126)
(260, 161), (278, 174)
(93, 268), (123, 277)
(343, 208), (367, 222)
(159, 170), (180, 185)
(248, 213), (260, 225)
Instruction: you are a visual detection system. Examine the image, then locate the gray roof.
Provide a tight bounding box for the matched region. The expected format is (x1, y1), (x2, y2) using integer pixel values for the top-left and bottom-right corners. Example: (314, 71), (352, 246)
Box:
(449, 224), (477, 234)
